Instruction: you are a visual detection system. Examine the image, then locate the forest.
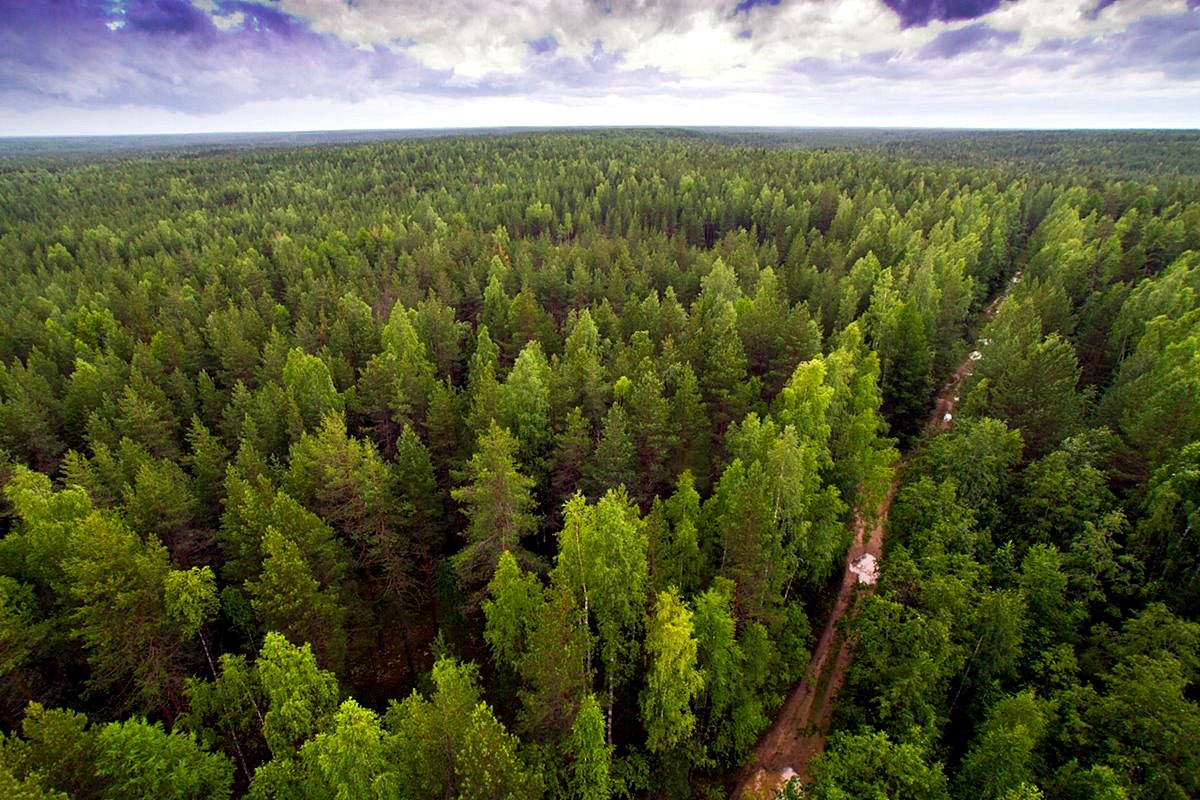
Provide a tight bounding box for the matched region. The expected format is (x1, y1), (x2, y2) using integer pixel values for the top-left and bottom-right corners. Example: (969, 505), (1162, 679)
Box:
(0, 129), (1197, 799)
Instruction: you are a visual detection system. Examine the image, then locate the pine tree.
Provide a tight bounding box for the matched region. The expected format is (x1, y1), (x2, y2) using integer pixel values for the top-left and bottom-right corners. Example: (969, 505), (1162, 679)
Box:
(451, 421), (539, 599)
(551, 407), (592, 515)
(583, 404), (636, 499)
(248, 528), (347, 674)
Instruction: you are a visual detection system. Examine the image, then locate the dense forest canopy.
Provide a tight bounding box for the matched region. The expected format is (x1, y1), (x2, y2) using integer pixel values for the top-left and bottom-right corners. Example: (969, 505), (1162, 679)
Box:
(0, 129), (1197, 799)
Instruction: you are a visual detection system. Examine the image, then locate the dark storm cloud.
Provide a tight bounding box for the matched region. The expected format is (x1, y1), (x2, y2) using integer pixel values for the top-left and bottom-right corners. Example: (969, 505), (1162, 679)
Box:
(0, 0), (684, 113)
(780, 6), (1200, 90)
(882, 0), (1005, 28)
(918, 23), (1017, 59)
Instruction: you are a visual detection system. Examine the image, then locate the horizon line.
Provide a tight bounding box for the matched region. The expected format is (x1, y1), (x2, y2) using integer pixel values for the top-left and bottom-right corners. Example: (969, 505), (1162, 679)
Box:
(4, 123), (1200, 141)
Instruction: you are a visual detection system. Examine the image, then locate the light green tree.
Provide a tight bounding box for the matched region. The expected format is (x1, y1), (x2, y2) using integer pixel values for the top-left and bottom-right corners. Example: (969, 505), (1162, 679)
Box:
(297, 699), (392, 800)
(641, 589), (703, 754)
(281, 348), (342, 438)
(94, 717), (233, 800)
(256, 633), (339, 759)
(553, 490), (648, 736)
(567, 694), (611, 800)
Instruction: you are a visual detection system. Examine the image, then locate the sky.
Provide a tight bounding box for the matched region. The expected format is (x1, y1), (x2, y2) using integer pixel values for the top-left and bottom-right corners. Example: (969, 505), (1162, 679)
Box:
(1, 0), (1198, 135)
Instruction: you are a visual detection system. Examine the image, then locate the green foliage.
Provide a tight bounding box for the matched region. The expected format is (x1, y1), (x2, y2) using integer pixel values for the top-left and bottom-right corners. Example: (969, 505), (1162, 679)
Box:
(1133, 443), (1200, 613)
(218, 475), (350, 597)
(4, 704), (102, 799)
(483, 551), (545, 673)
(553, 490), (649, 688)
(646, 472), (703, 595)
(1086, 654), (1200, 799)
(385, 657), (542, 799)
(555, 311), (608, 425)
(164, 566), (219, 641)
(451, 421), (539, 596)
(248, 529), (347, 674)
(2, 465), (93, 594)
(64, 510), (189, 716)
(295, 700), (392, 800)
(848, 596), (956, 739)
(183, 653), (269, 782)
(497, 341), (552, 480)
(877, 299), (934, 446)
(688, 260), (752, 434)
(641, 589), (703, 754)
(956, 692), (1046, 800)
(807, 731), (948, 800)
(567, 695), (611, 800)
(821, 327), (898, 514)
(910, 417), (1022, 531)
(515, 583), (591, 741)
(584, 404), (637, 500)
(0, 764), (69, 800)
(94, 717), (233, 800)
(1103, 308), (1200, 474)
(963, 297), (1084, 458)
(0, 130), (1197, 800)
(256, 633), (339, 759)
(281, 348), (343, 437)
(284, 413), (401, 575)
(692, 578), (769, 764)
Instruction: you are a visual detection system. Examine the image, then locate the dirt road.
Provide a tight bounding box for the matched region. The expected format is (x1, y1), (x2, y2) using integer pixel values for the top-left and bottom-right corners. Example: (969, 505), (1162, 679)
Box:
(733, 278), (1016, 799)
(734, 480), (895, 799)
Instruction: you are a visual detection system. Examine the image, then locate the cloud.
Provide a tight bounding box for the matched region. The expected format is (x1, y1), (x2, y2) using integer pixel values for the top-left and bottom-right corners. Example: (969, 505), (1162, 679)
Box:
(1041, 8), (1200, 79)
(734, 0), (782, 13)
(0, 0), (1197, 132)
(527, 35), (559, 56)
(883, 0), (1004, 28)
(918, 22), (1018, 58)
(0, 0), (449, 113)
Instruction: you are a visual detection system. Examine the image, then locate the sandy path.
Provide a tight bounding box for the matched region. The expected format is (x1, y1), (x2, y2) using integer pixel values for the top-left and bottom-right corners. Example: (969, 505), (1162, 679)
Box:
(733, 277), (1017, 799)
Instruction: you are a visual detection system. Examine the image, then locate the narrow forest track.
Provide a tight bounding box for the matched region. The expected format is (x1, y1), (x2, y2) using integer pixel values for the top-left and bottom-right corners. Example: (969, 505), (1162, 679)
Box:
(733, 277), (1018, 800)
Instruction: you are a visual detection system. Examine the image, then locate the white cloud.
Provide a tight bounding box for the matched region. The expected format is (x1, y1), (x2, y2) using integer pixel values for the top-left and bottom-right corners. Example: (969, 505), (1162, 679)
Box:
(211, 10), (246, 31)
(989, 0), (1189, 49)
(4, 0), (1198, 134)
(262, 0), (947, 79)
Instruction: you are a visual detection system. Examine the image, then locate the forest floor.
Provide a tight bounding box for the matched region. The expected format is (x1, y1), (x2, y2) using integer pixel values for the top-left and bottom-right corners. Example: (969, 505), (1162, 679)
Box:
(733, 276), (1018, 800)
